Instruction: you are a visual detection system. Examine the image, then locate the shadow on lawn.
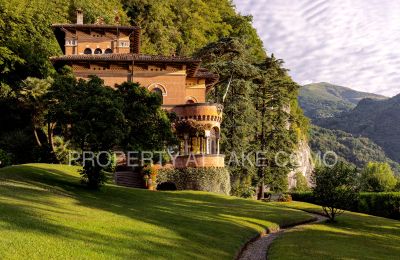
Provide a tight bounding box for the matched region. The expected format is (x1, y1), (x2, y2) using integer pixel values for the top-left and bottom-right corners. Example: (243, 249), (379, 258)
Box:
(0, 164), (312, 259)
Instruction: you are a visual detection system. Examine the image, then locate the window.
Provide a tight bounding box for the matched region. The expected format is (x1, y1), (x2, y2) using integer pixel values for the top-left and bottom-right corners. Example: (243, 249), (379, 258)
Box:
(105, 48), (113, 54)
(186, 99), (195, 104)
(84, 48), (92, 54)
(151, 88), (163, 104)
(65, 39), (77, 46)
(94, 48), (102, 54)
(119, 41), (130, 47)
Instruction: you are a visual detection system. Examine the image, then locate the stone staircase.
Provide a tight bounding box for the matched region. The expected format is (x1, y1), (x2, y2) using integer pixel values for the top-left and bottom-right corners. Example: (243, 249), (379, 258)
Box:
(114, 166), (145, 188)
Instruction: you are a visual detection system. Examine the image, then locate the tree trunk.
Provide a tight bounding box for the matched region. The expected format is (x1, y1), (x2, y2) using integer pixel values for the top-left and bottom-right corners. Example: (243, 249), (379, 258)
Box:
(257, 177), (265, 200)
(47, 122), (56, 153)
(33, 128), (42, 147)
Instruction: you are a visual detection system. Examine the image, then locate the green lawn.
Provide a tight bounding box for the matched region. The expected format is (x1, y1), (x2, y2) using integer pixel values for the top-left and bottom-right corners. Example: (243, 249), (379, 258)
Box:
(268, 201), (400, 260)
(0, 164), (313, 259)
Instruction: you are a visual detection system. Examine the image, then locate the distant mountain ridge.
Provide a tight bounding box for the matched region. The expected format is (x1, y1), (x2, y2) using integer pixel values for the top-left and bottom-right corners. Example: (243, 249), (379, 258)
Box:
(299, 82), (387, 120)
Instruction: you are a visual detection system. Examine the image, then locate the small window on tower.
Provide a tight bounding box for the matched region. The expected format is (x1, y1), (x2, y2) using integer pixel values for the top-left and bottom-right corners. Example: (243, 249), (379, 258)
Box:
(94, 48), (102, 54)
(84, 48), (92, 54)
(119, 41), (130, 47)
(105, 48), (113, 54)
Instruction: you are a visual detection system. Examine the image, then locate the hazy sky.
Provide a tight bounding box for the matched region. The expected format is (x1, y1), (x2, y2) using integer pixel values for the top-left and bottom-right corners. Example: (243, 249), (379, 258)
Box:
(233, 0), (400, 96)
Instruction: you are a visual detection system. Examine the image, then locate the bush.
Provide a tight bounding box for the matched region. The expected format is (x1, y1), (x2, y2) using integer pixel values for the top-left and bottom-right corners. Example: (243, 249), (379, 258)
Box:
(79, 152), (113, 189)
(358, 192), (400, 219)
(290, 191), (316, 204)
(0, 149), (12, 168)
(157, 167), (231, 195)
(278, 194), (292, 202)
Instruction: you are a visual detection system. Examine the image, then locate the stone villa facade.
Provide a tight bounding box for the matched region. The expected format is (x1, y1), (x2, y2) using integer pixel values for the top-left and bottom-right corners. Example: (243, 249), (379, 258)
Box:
(50, 10), (224, 169)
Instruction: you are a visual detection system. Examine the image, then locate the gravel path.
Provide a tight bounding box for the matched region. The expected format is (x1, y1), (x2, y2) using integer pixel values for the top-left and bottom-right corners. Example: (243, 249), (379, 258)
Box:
(237, 213), (327, 260)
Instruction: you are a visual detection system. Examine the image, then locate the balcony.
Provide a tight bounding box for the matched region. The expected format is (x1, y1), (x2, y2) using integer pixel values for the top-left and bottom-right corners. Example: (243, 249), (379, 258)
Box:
(172, 103), (224, 168)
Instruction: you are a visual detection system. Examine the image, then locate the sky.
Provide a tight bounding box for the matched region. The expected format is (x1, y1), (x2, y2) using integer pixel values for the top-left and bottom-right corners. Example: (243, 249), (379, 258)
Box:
(233, 0), (400, 96)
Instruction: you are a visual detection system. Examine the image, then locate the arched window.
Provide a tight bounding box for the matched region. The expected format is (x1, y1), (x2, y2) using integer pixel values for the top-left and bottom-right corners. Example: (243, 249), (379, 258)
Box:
(151, 87), (163, 104)
(94, 48), (102, 54)
(105, 48), (113, 54)
(185, 96), (198, 104)
(84, 48), (92, 54)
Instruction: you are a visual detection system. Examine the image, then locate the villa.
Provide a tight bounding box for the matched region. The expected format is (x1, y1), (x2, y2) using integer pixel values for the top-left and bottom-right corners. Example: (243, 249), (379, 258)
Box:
(50, 10), (225, 181)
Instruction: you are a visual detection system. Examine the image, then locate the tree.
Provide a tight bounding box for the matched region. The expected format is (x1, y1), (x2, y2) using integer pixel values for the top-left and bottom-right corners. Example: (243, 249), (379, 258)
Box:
(313, 162), (359, 222)
(253, 55), (303, 197)
(117, 82), (175, 152)
(17, 77), (53, 147)
(292, 172), (310, 192)
(195, 38), (259, 197)
(360, 162), (397, 192)
(48, 75), (126, 188)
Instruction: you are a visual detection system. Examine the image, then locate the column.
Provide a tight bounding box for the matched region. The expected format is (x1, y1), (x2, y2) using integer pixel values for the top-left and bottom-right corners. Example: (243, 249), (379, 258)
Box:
(184, 134), (189, 155)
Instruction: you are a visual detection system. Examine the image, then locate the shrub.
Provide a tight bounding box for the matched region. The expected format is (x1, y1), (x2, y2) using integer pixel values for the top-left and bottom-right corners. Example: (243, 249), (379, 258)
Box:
(313, 162), (359, 222)
(358, 192), (400, 219)
(79, 152), (113, 189)
(290, 191), (316, 204)
(278, 194), (292, 202)
(157, 167), (231, 195)
(0, 149), (12, 168)
(291, 172), (310, 192)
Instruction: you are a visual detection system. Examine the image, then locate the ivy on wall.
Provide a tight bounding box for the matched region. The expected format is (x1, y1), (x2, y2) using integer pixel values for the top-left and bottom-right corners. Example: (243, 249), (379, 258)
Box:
(157, 167), (231, 195)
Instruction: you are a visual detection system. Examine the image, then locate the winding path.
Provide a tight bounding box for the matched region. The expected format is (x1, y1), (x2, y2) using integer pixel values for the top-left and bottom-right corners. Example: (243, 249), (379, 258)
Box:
(237, 213), (327, 260)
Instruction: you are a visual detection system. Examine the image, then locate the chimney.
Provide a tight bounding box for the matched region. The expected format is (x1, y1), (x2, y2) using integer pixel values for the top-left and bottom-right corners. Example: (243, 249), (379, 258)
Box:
(76, 9), (83, 24)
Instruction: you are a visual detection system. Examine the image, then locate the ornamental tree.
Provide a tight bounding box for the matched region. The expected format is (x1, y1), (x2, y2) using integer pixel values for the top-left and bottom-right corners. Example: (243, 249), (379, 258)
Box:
(313, 162), (359, 222)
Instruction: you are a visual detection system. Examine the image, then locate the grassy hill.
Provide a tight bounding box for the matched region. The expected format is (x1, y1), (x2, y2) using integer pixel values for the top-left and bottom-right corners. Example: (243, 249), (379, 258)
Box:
(299, 82), (387, 120)
(0, 164), (313, 259)
(268, 202), (400, 259)
(317, 95), (400, 163)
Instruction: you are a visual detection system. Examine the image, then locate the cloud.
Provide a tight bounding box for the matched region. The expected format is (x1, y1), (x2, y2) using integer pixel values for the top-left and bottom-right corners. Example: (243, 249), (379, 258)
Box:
(233, 0), (400, 96)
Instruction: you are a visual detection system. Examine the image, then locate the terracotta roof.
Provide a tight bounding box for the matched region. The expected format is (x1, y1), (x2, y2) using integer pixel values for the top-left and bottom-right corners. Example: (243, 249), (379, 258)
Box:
(194, 68), (218, 79)
(50, 54), (218, 87)
(52, 24), (140, 30)
(50, 53), (201, 63)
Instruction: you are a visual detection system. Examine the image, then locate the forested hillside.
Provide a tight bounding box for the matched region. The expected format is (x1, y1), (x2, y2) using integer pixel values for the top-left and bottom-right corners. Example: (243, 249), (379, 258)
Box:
(317, 95), (400, 163)
(310, 126), (400, 173)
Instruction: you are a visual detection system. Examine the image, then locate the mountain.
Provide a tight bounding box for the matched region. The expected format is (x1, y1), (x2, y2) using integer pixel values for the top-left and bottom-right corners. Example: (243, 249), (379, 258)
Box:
(310, 125), (400, 173)
(299, 82), (387, 120)
(316, 95), (400, 163)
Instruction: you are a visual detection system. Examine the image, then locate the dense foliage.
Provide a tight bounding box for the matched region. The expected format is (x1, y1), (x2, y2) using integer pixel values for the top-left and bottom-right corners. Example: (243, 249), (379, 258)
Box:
(316, 95), (400, 163)
(360, 162), (397, 192)
(196, 38), (308, 196)
(0, 149), (12, 167)
(313, 162), (359, 222)
(122, 0), (264, 58)
(310, 125), (400, 173)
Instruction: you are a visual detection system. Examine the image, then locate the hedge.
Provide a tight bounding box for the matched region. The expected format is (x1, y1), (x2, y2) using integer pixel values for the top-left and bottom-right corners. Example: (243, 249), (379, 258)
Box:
(157, 167), (231, 195)
(358, 193), (400, 220)
(290, 191), (400, 220)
